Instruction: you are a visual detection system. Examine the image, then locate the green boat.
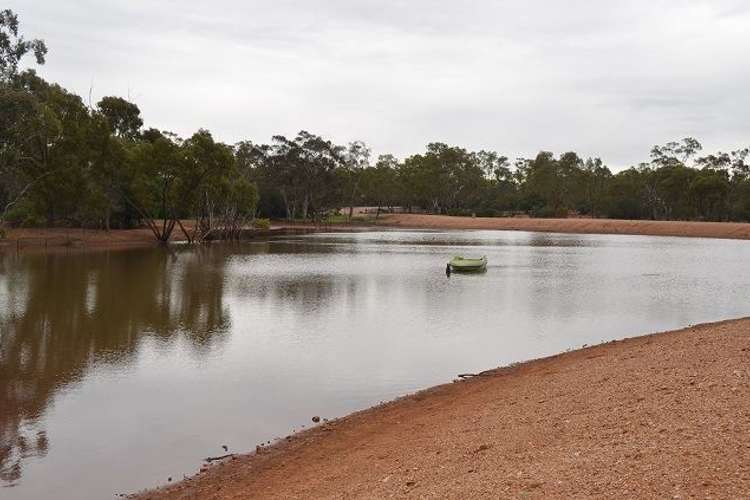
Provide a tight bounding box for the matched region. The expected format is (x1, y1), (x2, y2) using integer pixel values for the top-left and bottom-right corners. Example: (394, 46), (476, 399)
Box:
(448, 255), (487, 272)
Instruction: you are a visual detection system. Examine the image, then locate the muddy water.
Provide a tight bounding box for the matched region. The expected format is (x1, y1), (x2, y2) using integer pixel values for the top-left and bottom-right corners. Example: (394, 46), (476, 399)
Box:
(1, 230), (749, 499)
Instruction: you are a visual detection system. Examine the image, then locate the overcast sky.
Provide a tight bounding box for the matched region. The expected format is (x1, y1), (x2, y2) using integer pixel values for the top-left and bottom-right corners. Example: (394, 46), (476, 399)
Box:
(9, 1), (750, 168)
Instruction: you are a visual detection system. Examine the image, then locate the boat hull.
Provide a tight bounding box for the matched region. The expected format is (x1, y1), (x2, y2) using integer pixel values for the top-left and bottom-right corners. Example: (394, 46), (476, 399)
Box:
(448, 256), (487, 272)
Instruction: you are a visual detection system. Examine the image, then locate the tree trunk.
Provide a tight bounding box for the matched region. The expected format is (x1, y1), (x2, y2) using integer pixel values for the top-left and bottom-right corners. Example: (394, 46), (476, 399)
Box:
(302, 194), (309, 221)
(280, 189), (292, 221)
(347, 175), (360, 222)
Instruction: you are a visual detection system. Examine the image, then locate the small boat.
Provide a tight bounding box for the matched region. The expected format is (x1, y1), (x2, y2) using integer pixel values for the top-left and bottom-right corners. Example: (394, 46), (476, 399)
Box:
(448, 255), (487, 273)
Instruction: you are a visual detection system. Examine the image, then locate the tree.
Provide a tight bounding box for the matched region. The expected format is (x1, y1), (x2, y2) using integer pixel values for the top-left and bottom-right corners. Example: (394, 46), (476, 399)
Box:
(262, 131), (344, 221)
(342, 140), (370, 221)
(650, 137), (703, 167)
(476, 150), (510, 182)
(690, 169), (729, 220)
(521, 151), (579, 217)
(579, 157), (611, 217)
(399, 143), (486, 214)
(177, 129), (239, 242)
(124, 129), (184, 242)
(361, 155), (401, 218)
(97, 96), (143, 139)
(234, 140), (285, 218)
(213, 176), (259, 239)
(0, 11), (51, 229)
(0, 9), (47, 81)
(0, 71), (95, 227)
(607, 168), (649, 220)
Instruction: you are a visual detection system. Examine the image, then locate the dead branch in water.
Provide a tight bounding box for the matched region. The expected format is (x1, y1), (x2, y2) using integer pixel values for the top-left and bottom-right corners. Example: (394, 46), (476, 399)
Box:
(457, 369), (496, 379)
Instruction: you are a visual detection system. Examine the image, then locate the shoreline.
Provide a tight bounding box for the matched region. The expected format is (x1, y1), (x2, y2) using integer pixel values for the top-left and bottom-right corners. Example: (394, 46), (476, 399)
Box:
(5, 215), (750, 253)
(377, 213), (750, 240)
(135, 317), (750, 499)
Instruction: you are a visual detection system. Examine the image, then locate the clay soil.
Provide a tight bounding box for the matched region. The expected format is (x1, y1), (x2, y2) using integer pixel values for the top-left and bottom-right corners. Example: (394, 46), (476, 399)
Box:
(136, 318), (750, 499)
(378, 213), (750, 240)
(1, 226), (186, 251)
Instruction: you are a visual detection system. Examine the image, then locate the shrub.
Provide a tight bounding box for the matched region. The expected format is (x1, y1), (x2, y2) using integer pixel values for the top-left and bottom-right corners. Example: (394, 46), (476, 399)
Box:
(447, 208), (474, 217)
(253, 218), (271, 230)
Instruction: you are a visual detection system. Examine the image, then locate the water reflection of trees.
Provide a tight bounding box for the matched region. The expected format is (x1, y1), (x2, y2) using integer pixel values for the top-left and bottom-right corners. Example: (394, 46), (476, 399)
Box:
(0, 246), (231, 485)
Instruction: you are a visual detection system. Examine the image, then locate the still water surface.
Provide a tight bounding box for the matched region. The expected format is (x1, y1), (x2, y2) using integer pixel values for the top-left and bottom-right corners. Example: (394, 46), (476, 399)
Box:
(1, 230), (749, 499)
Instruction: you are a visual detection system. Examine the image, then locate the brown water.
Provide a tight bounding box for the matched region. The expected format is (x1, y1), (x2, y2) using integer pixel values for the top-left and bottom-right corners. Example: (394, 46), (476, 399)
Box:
(1, 230), (749, 499)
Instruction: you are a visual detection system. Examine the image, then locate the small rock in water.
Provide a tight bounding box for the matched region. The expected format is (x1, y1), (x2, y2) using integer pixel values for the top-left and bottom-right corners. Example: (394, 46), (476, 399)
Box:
(312, 416), (321, 423)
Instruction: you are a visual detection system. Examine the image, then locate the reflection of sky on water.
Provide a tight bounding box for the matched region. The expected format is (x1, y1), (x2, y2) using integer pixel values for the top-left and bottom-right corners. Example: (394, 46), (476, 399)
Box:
(1, 230), (749, 499)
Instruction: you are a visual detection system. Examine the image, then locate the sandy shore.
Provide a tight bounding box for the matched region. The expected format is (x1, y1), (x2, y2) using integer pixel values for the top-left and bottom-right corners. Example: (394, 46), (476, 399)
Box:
(378, 213), (750, 240)
(135, 318), (750, 499)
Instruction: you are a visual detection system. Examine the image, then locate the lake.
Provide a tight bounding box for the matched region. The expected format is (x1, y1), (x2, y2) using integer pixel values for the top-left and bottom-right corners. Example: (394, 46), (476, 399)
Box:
(1, 229), (749, 499)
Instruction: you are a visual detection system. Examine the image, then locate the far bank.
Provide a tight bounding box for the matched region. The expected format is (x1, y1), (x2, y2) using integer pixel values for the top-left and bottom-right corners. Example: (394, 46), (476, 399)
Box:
(377, 213), (750, 240)
(5, 215), (750, 252)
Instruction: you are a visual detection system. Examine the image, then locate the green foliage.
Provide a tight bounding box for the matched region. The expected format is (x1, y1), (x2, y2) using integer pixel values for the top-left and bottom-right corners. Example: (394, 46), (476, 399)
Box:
(253, 218), (271, 230)
(97, 96), (143, 139)
(246, 131), (345, 221)
(0, 9), (47, 81)
(4, 198), (45, 226)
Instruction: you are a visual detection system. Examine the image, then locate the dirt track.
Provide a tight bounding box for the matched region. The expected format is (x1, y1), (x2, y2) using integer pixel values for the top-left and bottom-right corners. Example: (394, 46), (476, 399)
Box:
(135, 318), (750, 499)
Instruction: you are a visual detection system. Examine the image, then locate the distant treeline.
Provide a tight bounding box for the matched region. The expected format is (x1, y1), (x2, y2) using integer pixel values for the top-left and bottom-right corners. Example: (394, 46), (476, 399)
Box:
(2, 10), (750, 243)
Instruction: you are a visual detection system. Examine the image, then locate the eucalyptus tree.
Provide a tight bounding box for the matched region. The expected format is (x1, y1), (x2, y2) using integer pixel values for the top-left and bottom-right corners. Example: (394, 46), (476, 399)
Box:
(265, 131), (344, 221)
(342, 140), (370, 220)
(84, 97), (145, 230)
(579, 157), (611, 217)
(177, 129), (246, 242)
(124, 129), (184, 242)
(475, 150), (510, 182)
(650, 137), (703, 167)
(0, 9), (47, 82)
(0, 10), (48, 229)
(520, 151), (566, 216)
(1, 71), (94, 225)
(400, 143), (485, 214)
(361, 154), (401, 218)
(97, 96), (143, 140)
(234, 140), (285, 218)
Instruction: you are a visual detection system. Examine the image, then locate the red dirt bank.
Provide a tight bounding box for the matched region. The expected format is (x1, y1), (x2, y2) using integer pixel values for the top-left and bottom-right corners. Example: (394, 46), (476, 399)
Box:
(379, 213), (750, 240)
